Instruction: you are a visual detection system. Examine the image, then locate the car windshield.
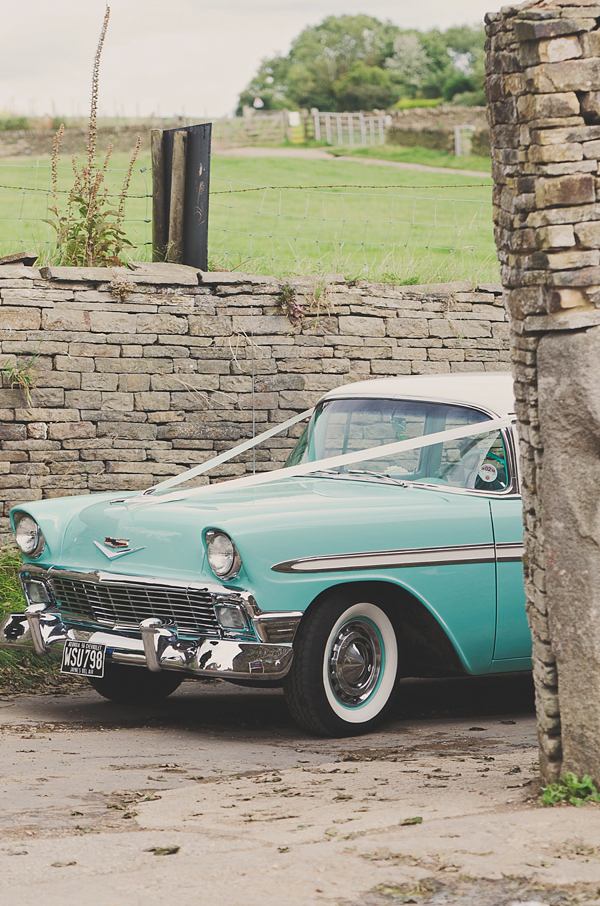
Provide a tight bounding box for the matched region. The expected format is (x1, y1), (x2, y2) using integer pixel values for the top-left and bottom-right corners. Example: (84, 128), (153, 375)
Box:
(285, 397), (509, 492)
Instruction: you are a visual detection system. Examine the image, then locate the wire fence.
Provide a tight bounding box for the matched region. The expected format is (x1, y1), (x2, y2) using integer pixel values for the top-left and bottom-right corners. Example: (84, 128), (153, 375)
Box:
(0, 160), (153, 261)
(0, 161), (497, 283)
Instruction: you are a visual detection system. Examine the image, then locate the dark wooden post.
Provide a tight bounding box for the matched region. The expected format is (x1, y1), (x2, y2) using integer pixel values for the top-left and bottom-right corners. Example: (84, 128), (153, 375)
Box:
(151, 129), (167, 261)
(166, 131), (186, 263)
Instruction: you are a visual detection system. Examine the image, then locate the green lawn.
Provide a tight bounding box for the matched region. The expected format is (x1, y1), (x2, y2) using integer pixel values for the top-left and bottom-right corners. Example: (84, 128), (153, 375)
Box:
(0, 150), (497, 284)
(209, 154), (496, 283)
(332, 144), (492, 174)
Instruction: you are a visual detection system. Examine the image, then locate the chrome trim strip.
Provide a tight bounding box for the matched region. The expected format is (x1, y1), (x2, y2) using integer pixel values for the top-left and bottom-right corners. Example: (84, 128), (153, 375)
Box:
(496, 542), (525, 562)
(272, 543), (497, 573)
(40, 565), (236, 598)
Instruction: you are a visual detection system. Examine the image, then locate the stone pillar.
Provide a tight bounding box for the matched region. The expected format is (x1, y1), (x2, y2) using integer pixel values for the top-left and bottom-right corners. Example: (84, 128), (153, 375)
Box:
(486, 0), (600, 783)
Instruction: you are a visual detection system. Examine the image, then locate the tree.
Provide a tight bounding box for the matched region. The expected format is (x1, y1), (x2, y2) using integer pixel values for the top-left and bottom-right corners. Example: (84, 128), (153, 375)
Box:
(237, 16), (486, 112)
(334, 62), (398, 111)
(385, 33), (431, 98)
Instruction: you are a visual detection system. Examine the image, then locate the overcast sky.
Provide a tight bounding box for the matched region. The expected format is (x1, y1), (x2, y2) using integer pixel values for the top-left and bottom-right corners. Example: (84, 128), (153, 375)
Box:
(0, 0), (501, 119)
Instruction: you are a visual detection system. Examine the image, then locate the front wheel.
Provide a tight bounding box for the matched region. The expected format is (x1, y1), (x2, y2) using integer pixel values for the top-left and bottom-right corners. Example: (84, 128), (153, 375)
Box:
(284, 591), (399, 736)
(88, 662), (183, 704)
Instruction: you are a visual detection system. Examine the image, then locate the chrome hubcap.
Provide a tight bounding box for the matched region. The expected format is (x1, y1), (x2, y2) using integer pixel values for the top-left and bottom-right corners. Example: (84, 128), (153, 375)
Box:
(328, 619), (382, 706)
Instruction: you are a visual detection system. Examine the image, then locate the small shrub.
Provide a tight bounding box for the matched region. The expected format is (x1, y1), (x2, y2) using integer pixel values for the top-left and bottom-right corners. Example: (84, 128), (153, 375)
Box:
(0, 116), (29, 131)
(541, 772), (600, 806)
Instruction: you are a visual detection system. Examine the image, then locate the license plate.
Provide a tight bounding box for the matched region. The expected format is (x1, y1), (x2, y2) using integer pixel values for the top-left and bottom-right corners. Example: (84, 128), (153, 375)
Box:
(61, 640), (105, 677)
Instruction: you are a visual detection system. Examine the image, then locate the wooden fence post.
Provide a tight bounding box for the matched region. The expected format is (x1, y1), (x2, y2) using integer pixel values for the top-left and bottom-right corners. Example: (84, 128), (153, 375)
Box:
(151, 129), (167, 261)
(166, 131), (187, 263)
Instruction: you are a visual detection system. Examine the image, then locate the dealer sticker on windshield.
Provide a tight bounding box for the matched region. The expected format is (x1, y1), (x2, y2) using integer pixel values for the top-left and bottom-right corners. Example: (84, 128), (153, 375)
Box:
(61, 640), (105, 677)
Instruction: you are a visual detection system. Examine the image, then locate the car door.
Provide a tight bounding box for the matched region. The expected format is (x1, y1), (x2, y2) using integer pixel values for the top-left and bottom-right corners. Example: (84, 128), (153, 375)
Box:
(490, 493), (531, 666)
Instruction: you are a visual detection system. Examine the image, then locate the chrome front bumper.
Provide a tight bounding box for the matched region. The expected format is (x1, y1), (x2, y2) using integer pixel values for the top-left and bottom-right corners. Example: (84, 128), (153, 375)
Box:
(0, 566), (301, 681)
(1, 607), (295, 679)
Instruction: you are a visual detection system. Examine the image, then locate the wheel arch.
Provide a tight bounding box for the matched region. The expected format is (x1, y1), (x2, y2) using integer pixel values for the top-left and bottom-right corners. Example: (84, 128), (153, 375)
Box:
(301, 579), (465, 679)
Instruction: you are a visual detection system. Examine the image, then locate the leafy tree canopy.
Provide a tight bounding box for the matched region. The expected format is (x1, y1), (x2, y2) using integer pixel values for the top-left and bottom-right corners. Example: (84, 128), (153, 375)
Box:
(238, 16), (486, 113)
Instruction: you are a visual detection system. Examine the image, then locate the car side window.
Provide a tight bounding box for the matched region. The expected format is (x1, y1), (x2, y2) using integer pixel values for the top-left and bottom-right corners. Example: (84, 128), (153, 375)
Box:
(434, 429), (509, 491)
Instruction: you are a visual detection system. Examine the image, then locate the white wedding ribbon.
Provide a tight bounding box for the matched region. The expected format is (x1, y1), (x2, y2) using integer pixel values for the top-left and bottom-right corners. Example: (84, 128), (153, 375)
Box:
(130, 415), (514, 506)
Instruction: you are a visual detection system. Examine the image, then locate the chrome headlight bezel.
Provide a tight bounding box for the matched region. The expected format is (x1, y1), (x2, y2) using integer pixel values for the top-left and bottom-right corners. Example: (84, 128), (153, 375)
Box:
(205, 529), (242, 580)
(14, 512), (46, 559)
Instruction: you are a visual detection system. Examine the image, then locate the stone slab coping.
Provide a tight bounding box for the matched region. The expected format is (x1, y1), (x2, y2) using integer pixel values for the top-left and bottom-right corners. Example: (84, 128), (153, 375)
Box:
(38, 262), (201, 285)
(0, 263), (502, 296)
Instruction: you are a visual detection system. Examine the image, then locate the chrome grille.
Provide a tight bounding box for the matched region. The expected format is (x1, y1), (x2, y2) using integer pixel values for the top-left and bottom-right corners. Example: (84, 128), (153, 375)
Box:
(50, 577), (220, 638)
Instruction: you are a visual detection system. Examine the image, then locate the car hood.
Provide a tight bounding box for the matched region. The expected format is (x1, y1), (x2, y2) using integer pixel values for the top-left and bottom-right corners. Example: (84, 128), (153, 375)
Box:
(17, 477), (493, 587)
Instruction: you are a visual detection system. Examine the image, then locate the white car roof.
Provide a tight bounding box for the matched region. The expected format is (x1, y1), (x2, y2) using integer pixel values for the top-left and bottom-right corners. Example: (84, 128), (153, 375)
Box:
(321, 372), (515, 419)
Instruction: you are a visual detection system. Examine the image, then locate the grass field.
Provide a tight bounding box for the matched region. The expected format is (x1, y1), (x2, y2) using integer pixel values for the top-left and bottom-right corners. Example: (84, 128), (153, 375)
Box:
(333, 144), (492, 174)
(0, 149), (497, 284)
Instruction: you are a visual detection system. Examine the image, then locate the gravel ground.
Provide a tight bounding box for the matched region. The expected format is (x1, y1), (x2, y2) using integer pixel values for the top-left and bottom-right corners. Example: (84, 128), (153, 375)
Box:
(1, 674), (599, 906)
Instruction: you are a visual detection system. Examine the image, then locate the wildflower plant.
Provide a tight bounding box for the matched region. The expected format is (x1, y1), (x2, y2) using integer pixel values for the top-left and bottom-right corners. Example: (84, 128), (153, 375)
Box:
(47, 6), (141, 266)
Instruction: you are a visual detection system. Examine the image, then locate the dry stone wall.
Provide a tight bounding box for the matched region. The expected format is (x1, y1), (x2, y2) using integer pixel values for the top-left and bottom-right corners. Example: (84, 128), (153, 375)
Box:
(0, 262), (508, 542)
(485, 0), (600, 783)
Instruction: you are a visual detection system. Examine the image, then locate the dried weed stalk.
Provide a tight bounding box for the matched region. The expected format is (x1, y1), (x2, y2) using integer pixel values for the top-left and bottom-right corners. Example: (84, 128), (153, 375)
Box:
(46, 6), (141, 266)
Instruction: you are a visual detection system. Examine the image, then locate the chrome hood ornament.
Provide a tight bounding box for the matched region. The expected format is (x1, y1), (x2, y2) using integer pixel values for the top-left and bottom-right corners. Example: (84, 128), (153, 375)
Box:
(93, 539), (145, 560)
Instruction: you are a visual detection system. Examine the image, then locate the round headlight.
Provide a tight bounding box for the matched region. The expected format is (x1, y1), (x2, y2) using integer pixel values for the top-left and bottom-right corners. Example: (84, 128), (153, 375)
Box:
(206, 530), (241, 579)
(14, 514), (45, 558)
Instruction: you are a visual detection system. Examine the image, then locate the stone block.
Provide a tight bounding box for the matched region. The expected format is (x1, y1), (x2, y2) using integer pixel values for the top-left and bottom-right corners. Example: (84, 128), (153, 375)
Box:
(64, 391), (102, 408)
(231, 315), (290, 336)
(526, 202), (598, 226)
(339, 315), (386, 337)
(385, 318), (429, 338)
(134, 392), (171, 411)
(579, 91), (600, 124)
(81, 373), (118, 391)
(89, 311), (137, 333)
(136, 314), (188, 335)
(574, 221), (600, 247)
(517, 92), (580, 120)
(188, 315), (233, 337)
(529, 143), (583, 163)
(505, 287), (550, 319)
(151, 374), (220, 391)
(536, 224), (576, 248)
(535, 173), (595, 208)
(68, 343), (121, 357)
(100, 393), (134, 411)
(42, 309), (91, 331)
(48, 422), (96, 440)
(117, 373), (151, 393)
(516, 18), (595, 43)
(525, 58), (600, 94)
(96, 358), (173, 374)
(548, 288), (589, 311)
(583, 140), (600, 158)
(15, 408), (81, 422)
(527, 249), (599, 269)
(0, 308), (40, 330)
(541, 35), (582, 62)
(581, 31), (600, 55)
(55, 355), (95, 373)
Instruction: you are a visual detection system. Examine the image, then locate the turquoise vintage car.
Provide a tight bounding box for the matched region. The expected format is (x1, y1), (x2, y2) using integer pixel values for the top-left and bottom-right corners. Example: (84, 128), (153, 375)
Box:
(0, 372), (528, 736)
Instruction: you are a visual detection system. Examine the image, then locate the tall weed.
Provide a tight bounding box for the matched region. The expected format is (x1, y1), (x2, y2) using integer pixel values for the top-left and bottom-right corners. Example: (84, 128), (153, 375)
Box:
(46, 6), (141, 266)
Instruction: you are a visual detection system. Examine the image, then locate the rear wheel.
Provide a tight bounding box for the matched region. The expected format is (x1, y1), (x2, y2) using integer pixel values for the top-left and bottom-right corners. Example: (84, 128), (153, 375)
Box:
(284, 590), (399, 736)
(88, 662), (183, 704)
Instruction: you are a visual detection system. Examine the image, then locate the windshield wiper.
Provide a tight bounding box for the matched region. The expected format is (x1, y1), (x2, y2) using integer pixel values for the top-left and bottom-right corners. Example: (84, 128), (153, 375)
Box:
(307, 468), (406, 487)
(343, 469), (407, 486)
